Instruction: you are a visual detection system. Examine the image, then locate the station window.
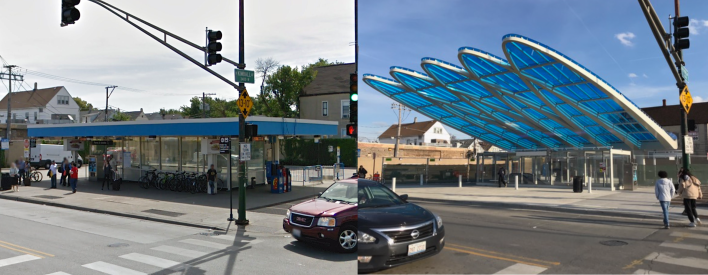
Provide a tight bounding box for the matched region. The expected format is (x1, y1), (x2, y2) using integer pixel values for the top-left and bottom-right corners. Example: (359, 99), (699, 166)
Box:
(341, 100), (349, 119)
(322, 101), (328, 117)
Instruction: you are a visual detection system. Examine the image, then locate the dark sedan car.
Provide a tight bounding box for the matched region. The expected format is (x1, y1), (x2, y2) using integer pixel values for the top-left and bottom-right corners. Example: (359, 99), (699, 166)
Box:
(357, 179), (445, 273)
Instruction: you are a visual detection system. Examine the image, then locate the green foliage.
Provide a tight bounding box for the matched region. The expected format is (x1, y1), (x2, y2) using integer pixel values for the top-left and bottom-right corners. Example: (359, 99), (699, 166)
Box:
(160, 108), (181, 115)
(73, 97), (96, 111)
(280, 138), (356, 167)
(112, 111), (131, 121)
(179, 96), (241, 118)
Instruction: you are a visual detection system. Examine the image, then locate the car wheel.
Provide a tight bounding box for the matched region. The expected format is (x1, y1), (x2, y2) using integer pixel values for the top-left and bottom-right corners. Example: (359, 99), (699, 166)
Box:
(337, 225), (357, 253)
(45, 162), (51, 170)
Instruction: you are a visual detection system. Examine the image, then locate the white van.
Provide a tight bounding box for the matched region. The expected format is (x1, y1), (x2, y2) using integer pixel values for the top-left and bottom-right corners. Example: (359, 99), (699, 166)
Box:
(29, 144), (83, 169)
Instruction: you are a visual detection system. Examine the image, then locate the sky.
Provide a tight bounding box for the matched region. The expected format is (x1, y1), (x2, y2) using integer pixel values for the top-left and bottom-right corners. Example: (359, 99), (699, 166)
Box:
(0, 0), (354, 114)
(358, 0), (708, 142)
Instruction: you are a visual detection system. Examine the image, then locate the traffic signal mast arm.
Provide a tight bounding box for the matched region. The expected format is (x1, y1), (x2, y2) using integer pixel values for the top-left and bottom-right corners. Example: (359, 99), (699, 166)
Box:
(87, 0), (244, 90)
(637, 0), (684, 85)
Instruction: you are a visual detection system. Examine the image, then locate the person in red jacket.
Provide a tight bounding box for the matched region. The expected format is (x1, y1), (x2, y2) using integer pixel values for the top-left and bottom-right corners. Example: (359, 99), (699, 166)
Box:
(69, 161), (79, 193)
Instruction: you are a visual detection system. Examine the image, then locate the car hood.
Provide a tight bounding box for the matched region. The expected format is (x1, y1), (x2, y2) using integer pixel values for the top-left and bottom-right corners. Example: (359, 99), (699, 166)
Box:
(358, 203), (434, 229)
(289, 198), (356, 216)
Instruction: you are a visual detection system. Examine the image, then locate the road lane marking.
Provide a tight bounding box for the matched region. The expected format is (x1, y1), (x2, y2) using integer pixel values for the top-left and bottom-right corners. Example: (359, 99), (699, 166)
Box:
(633, 269), (667, 274)
(444, 246), (550, 268)
(46, 272), (72, 275)
(179, 239), (230, 250)
(623, 259), (643, 270)
(151, 245), (208, 258)
(494, 263), (547, 274)
(209, 234), (263, 245)
(0, 240), (54, 257)
(82, 261), (147, 275)
(0, 243), (45, 259)
(0, 254), (41, 267)
(446, 243), (560, 266)
(670, 232), (708, 241)
(644, 252), (708, 270)
(660, 241), (708, 252)
(120, 253), (184, 270)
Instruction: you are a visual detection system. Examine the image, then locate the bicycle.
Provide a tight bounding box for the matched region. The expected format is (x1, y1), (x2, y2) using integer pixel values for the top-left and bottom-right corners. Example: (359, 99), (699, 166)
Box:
(139, 169), (158, 189)
(30, 167), (43, 182)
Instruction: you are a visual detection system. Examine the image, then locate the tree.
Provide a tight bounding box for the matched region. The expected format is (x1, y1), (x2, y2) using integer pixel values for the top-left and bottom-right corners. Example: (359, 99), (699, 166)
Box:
(112, 110), (131, 121)
(73, 97), (95, 111)
(255, 58), (280, 112)
(159, 108), (181, 115)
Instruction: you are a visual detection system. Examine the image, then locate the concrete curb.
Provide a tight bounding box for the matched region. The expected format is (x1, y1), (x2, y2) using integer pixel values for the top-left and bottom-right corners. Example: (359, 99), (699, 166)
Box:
(0, 194), (226, 231)
(408, 197), (708, 220)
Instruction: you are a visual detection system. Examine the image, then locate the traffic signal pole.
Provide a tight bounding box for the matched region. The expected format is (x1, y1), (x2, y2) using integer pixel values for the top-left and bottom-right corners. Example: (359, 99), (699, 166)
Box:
(675, 0), (690, 171)
(236, 0), (248, 226)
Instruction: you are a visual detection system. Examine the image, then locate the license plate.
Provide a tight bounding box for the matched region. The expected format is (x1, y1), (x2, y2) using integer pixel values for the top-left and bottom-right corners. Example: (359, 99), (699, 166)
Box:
(292, 228), (301, 238)
(408, 241), (426, 256)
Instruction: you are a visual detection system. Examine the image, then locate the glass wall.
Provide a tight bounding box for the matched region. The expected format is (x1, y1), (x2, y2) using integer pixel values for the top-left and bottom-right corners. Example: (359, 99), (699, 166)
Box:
(123, 138), (141, 181)
(141, 137), (160, 170)
(181, 137), (200, 173)
(161, 137), (179, 171)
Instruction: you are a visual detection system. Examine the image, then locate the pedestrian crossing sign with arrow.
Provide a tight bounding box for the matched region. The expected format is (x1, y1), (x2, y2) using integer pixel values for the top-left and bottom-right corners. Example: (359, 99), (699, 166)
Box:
(680, 85), (693, 114)
(237, 89), (253, 119)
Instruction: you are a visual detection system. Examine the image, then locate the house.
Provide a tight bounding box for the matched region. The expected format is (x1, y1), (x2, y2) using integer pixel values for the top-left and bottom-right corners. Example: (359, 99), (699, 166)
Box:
(643, 99), (708, 154)
(378, 119), (451, 146)
(145, 112), (184, 120)
(452, 138), (504, 153)
(299, 63), (355, 138)
(80, 108), (149, 123)
(0, 86), (80, 124)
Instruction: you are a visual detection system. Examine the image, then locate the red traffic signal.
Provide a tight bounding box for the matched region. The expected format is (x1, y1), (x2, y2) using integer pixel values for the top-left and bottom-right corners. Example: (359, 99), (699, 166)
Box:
(346, 124), (357, 137)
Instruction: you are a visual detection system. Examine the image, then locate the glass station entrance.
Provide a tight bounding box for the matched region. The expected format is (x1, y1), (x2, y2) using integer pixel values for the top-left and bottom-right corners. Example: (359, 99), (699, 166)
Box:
(476, 148), (633, 190)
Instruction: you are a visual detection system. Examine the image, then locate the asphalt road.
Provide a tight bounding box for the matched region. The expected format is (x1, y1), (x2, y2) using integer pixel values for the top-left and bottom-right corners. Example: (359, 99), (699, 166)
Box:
(0, 199), (355, 275)
(373, 199), (708, 274)
(250, 197), (318, 216)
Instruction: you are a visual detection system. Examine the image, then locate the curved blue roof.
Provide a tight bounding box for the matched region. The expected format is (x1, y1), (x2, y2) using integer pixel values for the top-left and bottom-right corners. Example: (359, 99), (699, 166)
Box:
(364, 35), (677, 151)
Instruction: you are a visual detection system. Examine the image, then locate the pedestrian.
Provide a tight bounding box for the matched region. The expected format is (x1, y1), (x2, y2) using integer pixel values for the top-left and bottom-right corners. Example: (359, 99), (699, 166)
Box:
(207, 164), (217, 195)
(677, 168), (686, 215)
(9, 162), (20, 192)
(358, 165), (368, 179)
(102, 156), (112, 190)
(18, 158), (26, 186)
(49, 160), (58, 189)
(655, 171), (675, 229)
(498, 167), (507, 188)
(60, 158), (69, 187)
(677, 169), (702, 227)
(69, 161), (79, 193)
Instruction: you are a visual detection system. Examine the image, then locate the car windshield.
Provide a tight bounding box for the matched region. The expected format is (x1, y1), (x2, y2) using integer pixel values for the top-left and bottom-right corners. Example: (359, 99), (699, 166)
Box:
(318, 182), (358, 204)
(358, 183), (405, 208)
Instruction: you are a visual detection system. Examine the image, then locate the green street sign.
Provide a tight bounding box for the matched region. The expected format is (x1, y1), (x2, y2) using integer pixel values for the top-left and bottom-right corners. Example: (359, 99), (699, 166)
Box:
(235, 69), (255, 83)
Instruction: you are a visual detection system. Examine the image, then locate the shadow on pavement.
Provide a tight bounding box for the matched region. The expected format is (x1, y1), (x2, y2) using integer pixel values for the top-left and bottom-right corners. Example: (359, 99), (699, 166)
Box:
(282, 239), (356, 262)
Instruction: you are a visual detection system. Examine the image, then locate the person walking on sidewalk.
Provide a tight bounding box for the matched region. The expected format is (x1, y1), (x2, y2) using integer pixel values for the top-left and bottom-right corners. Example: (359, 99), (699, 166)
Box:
(69, 161), (79, 193)
(358, 165), (368, 179)
(49, 161), (58, 189)
(498, 167), (507, 188)
(17, 158), (26, 186)
(207, 164), (217, 195)
(102, 157), (113, 191)
(677, 169), (703, 227)
(9, 162), (20, 192)
(60, 158), (70, 187)
(655, 171), (675, 229)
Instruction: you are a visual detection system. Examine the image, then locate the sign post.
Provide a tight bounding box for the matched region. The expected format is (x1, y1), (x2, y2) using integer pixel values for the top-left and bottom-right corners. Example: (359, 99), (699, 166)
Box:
(220, 136), (233, 220)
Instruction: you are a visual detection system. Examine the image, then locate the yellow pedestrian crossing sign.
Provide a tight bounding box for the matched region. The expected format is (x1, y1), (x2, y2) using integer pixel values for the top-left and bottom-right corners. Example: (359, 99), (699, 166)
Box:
(237, 89), (253, 119)
(680, 86), (693, 114)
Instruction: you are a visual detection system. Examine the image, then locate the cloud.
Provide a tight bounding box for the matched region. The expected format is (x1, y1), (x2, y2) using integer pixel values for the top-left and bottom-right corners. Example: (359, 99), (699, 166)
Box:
(694, 96), (706, 103)
(615, 32), (636, 47)
(688, 19), (708, 35)
(628, 73), (638, 78)
(642, 73), (648, 78)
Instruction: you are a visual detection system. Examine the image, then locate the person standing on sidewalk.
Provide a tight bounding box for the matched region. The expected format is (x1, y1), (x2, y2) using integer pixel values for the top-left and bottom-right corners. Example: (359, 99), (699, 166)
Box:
(49, 161), (58, 189)
(655, 171), (675, 229)
(102, 156), (112, 191)
(18, 158), (26, 186)
(9, 162), (20, 192)
(358, 165), (368, 179)
(498, 167), (507, 188)
(69, 161), (79, 193)
(60, 158), (70, 187)
(207, 164), (217, 195)
(677, 169), (703, 227)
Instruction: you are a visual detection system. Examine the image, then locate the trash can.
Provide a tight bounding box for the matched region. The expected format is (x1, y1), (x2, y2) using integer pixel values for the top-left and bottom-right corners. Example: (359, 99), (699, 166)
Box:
(573, 176), (584, 193)
(23, 175), (30, 186)
(249, 177), (256, 189)
(1, 173), (11, 191)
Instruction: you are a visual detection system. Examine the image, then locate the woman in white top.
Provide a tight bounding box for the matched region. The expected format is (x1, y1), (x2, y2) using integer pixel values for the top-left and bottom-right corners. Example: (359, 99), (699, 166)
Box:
(49, 161), (58, 188)
(9, 162), (19, 192)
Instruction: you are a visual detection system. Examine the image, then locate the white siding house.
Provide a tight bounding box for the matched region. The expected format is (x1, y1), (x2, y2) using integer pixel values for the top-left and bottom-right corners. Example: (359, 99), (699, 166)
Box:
(378, 120), (452, 146)
(0, 86), (80, 124)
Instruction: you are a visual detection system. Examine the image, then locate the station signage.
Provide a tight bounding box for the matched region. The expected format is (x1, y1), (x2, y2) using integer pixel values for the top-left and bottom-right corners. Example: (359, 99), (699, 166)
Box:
(91, 140), (114, 146)
(220, 137), (231, 154)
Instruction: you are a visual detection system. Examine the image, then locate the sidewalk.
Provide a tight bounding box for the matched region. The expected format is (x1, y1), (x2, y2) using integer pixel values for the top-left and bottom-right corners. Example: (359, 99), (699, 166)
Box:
(0, 174), (330, 232)
(392, 182), (708, 220)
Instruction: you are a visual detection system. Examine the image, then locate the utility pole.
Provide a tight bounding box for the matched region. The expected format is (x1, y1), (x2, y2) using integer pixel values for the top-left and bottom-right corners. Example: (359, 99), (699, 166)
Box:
(1, 65), (22, 172)
(202, 92), (216, 118)
(674, 0), (690, 171)
(235, 0), (249, 226)
(105, 86), (116, 122)
(392, 103), (408, 157)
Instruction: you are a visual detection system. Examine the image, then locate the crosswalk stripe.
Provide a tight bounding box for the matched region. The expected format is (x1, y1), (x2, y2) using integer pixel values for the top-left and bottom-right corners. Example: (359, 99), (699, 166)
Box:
(659, 241), (708, 252)
(0, 254), (41, 268)
(151, 245), (209, 258)
(82, 261), (147, 275)
(46, 272), (72, 275)
(633, 269), (667, 274)
(644, 252), (708, 270)
(494, 263), (547, 274)
(120, 253), (182, 270)
(179, 239), (231, 250)
(210, 234), (263, 245)
(670, 232), (708, 241)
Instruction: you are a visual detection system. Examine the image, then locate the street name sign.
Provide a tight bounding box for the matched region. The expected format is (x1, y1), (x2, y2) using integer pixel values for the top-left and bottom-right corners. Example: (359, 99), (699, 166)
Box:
(680, 86), (693, 114)
(220, 137), (231, 154)
(235, 69), (255, 83)
(680, 65), (689, 83)
(236, 89), (254, 119)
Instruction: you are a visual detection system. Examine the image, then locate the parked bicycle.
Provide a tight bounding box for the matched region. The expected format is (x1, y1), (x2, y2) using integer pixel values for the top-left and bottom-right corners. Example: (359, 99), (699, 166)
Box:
(30, 167), (43, 182)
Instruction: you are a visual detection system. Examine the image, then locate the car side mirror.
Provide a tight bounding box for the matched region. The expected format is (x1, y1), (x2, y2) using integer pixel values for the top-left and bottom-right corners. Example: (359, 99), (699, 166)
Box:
(400, 194), (408, 202)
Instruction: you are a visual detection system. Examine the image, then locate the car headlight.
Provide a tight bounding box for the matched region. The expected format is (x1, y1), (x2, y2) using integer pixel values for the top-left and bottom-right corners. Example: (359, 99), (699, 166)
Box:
(358, 232), (377, 243)
(435, 214), (443, 228)
(285, 209), (291, 219)
(317, 217), (336, 227)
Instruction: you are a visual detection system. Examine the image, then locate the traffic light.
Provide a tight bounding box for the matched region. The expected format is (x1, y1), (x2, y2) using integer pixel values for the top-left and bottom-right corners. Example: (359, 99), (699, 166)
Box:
(673, 16), (690, 50)
(61, 0), (81, 26)
(349, 73), (357, 123)
(206, 30), (223, 66)
(346, 124), (357, 137)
